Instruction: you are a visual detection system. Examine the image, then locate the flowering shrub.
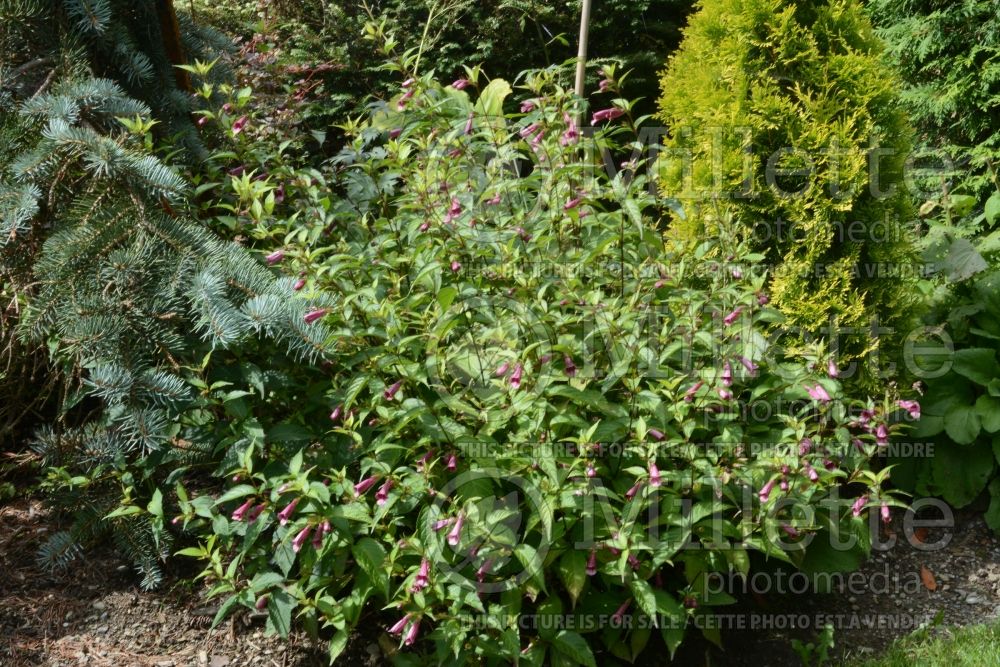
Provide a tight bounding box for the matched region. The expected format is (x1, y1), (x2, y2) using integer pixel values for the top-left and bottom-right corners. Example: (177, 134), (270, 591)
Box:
(173, 45), (909, 663)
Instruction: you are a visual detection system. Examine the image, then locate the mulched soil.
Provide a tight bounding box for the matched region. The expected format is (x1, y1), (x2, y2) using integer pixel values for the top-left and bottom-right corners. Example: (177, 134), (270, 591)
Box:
(3, 496), (999, 666)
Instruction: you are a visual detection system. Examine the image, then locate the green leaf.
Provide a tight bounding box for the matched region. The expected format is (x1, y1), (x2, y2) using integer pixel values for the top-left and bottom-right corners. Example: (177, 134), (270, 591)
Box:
(213, 484), (257, 506)
(352, 538), (388, 597)
(328, 629), (350, 662)
(932, 441), (995, 508)
(944, 404), (982, 444)
(557, 550), (587, 606)
(952, 348), (1000, 385)
(985, 191), (1000, 226)
(474, 78), (512, 119)
(940, 238), (988, 282)
(266, 588), (295, 638)
(986, 478), (1000, 533)
(976, 395), (1000, 433)
(551, 630), (597, 667)
(629, 578), (658, 620)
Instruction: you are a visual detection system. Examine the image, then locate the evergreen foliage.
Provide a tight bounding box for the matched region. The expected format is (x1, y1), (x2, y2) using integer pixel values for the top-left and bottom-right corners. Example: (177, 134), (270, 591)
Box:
(0, 2), (323, 585)
(656, 0), (920, 380)
(867, 0), (1000, 193)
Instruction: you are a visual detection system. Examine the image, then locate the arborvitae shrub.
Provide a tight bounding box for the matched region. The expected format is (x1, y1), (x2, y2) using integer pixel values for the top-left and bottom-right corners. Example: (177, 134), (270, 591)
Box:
(656, 0), (919, 379)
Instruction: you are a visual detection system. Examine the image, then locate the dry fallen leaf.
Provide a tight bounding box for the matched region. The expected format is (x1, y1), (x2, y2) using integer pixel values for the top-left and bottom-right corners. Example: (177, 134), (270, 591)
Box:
(914, 527), (929, 543)
(920, 565), (937, 591)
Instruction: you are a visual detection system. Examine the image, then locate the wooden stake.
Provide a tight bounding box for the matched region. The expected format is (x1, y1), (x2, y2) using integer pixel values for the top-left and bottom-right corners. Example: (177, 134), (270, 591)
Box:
(574, 0), (593, 104)
(156, 0), (191, 91)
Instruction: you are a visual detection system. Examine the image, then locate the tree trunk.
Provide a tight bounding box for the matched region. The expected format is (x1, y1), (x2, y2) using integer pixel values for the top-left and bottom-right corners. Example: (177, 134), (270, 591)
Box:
(156, 0), (190, 91)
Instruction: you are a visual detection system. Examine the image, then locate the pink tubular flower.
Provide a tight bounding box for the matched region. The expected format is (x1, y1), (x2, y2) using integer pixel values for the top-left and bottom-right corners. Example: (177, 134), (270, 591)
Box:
(476, 559), (493, 583)
(723, 307), (743, 326)
(452, 78), (470, 90)
(449, 197), (462, 215)
(265, 249), (284, 265)
(432, 517), (454, 532)
(648, 428), (665, 441)
(598, 78), (611, 93)
(721, 361), (733, 387)
(291, 525), (312, 553)
(881, 503), (891, 524)
(412, 558), (430, 592)
(805, 465), (819, 482)
(519, 122), (540, 139)
(303, 308), (327, 324)
(464, 113), (474, 135)
(851, 496), (868, 517)
(586, 549), (597, 576)
(564, 197), (582, 211)
(495, 362), (510, 377)
(897, 400), (920, 420)
(627, 554), (641, 570)
(780, 524), (800, 539)
(509, 363), (523, 390)
(388, 613), (411, 635)
(447, 513), (464, 546)
(564, 355), (577, 377)
(758, 478), (776, 503)
(277, 498), (299, 526)
(403, 616), (421, 646)
(611, 599), (631, 623)
(625, 481), (642, 500)
(321, 520), (332, 534)
(738, 356), (759, 376)
(649, 461), (662, 488)
(586, 464), (596, 478)
(684, 381), (704, 402)
(312, 528), (324, 549)
(446, 452), (458, 471)
(231, 499), (254, 522)
(718, 387), (733, 400)
(876, 423), (889, 446)
(354, 475), (379, 496)
(805, 384), (831, 402)
(247, 503), (266, 522)
(591, 107), (625, 124)
(384, 380), (402, 400)
(329, 405), (343, 422)
(799, 438), (812, 456)
(401, 78), (415, 89)
(828, 359), (839, 378)
(451, 260), (462, 272)
(221, 103), (233, 114)
(376, 479), (394, 505)
(231, 115), (249, 135)
(520, 100), (536, 113)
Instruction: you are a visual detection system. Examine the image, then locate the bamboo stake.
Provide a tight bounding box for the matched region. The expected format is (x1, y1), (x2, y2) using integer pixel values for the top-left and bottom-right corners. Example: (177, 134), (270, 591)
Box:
(574, 0), (593, 104)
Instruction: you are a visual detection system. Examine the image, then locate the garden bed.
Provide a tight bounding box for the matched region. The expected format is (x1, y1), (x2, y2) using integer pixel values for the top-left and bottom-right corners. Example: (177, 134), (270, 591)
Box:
(4, 497), (998, 666)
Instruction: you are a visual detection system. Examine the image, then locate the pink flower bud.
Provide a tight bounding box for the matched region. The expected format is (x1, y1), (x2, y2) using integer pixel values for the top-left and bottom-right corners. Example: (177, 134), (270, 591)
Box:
(759, 479), (776, 503)
(625, 481), (642, 500)
(495, 362), (510, 377)
(799, 438), (812, 456)
(255, 595), (269, 611)
(452, 78), (470, 90)
(805, 384), (831, 402)
(389, 128), (402, 139)
(648, 462), (662, 488)
(851, 495), (868, 517)
(881, 503), (891, 524)
(564, 355), (577, 377)
(509, 363), (523, 390)
(265, 249), (284, 265)
(293, 278), (306, 291)
(411, 558), (430, 592)
(291, 525), (312, 552)
(403, 616), (421, 646)
(684, 381), (704, 402)
(827, 359), (839, 378)
(780, 524), (800, 539)
(432, 517), (454, 532)
(277, 498), (299, 525)
(723, 307), (743, 326)
(354, 476), (379, 496)
(721, 361), (733, 387)
(648, 428), (664, 441)
(388, 613), (411, 635)
(520, 100), (536, 113)
(329, 405), (343, 421)
(231, 499), (254, 522)
(303, 308), (327, 324)
(611, 599), (631, 622)
(586, 549), (597, 576)
(738, 356), (758, 376)
(447, 513), (464, 546)
(375, 479), (394, 506)
(384, 380), (402, 400)
(451, 260), (461, 272)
